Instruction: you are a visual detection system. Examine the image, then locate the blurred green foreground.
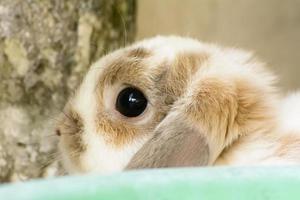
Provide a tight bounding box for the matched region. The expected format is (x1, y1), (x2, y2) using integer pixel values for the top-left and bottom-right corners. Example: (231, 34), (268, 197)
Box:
(0, 167), (300, 200)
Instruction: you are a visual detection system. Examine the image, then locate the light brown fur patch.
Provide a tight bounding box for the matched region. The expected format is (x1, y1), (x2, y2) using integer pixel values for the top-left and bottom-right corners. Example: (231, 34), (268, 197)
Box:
(95, 111), (165, 148)
(96, 114), (140, 146)
(186, 77), (237, 146)
(181, 70), (277, 162)
(127, 48), (151, 58)
(158, 52), (209, 105)
(96, 56), (153, 103)
(275, 134), (300, 157)
(58, 106), (86, 166)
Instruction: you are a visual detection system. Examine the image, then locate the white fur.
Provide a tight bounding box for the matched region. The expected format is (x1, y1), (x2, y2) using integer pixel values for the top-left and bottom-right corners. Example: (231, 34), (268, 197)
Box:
(135, 36), (208, 67)
(216, 92), (300, 166)
(279, 92), (300, 133)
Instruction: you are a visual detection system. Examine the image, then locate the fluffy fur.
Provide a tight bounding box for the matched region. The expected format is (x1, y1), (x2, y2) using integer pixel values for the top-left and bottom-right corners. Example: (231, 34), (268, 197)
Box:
(56, 36), (300, 174)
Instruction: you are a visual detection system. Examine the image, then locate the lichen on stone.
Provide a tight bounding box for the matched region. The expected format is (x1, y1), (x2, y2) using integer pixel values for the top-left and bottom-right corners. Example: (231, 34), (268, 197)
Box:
(0, 0), (136, 183)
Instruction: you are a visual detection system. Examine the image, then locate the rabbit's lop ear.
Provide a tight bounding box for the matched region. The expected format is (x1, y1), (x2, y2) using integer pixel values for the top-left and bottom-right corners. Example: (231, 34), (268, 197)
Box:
(126, 112), (210, 169)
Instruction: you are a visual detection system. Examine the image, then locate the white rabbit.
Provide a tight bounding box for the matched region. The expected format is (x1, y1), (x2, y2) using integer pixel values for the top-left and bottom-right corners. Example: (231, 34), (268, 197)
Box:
(55, 36), (300, 174)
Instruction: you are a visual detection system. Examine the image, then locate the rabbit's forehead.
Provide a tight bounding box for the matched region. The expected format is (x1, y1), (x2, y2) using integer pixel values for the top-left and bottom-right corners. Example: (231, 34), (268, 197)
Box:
(96, 36), (208, 87)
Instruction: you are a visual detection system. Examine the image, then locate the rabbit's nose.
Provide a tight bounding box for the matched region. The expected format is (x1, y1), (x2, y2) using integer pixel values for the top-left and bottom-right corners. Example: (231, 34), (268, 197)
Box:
(56, 128), (61, 136)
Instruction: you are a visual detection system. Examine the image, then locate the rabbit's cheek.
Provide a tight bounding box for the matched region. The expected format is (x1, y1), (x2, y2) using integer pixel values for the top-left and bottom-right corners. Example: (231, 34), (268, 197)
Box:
(59, 134), (85, 173)
(76, 128), (151, 174)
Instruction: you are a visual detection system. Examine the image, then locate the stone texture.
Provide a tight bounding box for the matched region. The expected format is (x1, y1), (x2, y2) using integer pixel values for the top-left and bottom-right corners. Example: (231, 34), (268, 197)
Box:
(0, 0), (136, 183)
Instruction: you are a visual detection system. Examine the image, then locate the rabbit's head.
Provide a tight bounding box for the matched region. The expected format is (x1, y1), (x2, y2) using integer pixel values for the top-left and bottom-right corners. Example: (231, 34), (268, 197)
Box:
(56, 36), (277, 174)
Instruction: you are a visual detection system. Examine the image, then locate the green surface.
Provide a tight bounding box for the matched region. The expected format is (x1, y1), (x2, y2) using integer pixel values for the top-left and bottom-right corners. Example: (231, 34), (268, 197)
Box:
(1, 167), (300, 200)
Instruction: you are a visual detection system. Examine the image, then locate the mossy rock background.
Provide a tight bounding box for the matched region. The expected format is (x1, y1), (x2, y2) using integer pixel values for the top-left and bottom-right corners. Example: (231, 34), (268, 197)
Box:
(0, 0), (136, 182)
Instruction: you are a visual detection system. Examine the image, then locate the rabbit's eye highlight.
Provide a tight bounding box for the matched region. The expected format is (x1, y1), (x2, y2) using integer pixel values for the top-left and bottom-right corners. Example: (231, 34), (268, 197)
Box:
(116, 87), (147, 117)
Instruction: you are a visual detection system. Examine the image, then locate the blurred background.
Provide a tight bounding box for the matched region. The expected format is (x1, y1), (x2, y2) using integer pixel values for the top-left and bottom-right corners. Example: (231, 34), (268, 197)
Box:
(137, 0), (300, 91)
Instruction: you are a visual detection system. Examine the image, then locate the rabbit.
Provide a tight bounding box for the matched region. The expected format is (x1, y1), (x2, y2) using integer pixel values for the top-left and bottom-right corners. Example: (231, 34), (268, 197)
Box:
(55, 36), (300, 174)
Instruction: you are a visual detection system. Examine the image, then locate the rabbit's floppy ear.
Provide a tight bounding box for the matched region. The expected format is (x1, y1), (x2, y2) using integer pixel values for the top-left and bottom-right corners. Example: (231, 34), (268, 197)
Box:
(126, 111), (210, 169)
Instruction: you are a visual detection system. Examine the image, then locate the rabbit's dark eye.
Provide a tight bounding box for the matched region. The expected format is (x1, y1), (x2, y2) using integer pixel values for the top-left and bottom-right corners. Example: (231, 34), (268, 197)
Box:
(116, 87), (147, 117)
